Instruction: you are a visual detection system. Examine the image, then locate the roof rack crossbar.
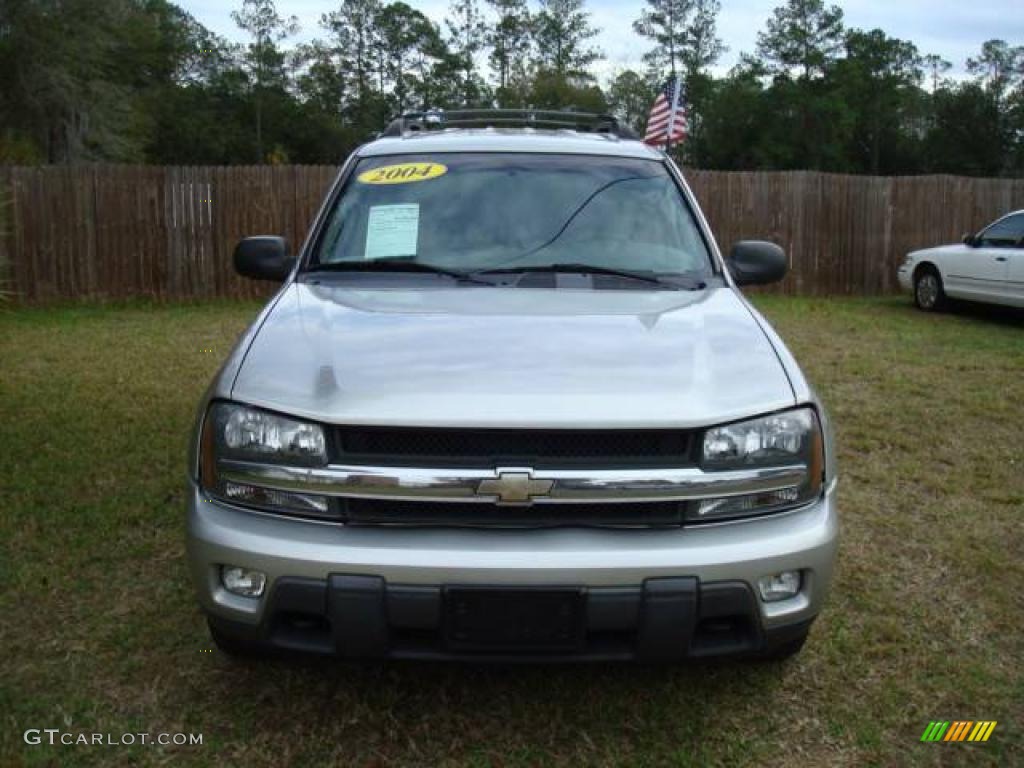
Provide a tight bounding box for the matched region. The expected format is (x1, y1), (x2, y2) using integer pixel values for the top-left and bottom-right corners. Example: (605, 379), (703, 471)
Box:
(381, 109), (638, 140)
(444, 118), (591, 128)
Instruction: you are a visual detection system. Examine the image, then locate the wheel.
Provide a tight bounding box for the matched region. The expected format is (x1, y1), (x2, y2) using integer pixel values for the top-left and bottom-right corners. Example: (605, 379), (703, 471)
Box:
(207, 618), (267, 658)
(913, 267), (946, 311)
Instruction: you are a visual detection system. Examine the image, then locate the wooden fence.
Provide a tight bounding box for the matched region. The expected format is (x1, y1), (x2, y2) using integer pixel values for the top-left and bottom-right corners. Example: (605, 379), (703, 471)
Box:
(1, 164), (1023, 303)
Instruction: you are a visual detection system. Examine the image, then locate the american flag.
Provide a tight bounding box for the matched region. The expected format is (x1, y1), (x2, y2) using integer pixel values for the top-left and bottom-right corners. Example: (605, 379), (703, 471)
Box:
(644, 76), (688, 147)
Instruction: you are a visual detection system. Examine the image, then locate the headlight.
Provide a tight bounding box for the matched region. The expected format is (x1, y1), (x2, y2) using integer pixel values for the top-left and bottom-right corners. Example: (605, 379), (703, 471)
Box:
(200, 402), (335, 518)
(692, 407), (824, 521)
(214, 402), (326, 465)
(702, 408), (817, 469)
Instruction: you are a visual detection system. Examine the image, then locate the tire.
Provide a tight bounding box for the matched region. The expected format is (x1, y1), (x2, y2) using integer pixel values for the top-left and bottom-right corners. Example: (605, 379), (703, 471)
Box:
(913, 266), (946, 311)
(207, 618), (267, 658)
(755, 627), (809, 661)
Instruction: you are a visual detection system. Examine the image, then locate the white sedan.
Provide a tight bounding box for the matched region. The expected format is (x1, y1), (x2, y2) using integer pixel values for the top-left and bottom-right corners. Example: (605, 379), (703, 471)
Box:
(898, 210), (1024, 310)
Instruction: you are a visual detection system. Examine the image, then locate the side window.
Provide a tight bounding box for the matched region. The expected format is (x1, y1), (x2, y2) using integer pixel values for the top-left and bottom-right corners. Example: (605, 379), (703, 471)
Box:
(978, 213), (1024, 248)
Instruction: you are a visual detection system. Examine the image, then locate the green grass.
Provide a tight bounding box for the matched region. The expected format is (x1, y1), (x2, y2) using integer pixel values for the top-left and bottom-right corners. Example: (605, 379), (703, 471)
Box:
(1, 296), (1022, 767)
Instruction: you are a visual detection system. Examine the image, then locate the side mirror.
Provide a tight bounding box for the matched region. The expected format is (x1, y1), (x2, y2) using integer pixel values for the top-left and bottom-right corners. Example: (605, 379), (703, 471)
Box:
(962, 233), (977, 247)
(233, 236), (295, 281)
(727, 241), (788, 286)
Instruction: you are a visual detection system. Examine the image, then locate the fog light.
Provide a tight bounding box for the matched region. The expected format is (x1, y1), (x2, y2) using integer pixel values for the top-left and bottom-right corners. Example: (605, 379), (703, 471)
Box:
(221, 565), (266, 597)
(758, 570), (801, 602)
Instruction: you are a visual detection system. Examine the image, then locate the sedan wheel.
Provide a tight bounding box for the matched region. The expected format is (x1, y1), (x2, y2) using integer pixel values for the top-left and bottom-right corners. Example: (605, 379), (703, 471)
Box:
(914, 270), (945, 311)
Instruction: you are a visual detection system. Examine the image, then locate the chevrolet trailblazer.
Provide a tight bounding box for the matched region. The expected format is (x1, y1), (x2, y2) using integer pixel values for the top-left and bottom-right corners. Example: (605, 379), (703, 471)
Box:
(187, 110), (838, 662)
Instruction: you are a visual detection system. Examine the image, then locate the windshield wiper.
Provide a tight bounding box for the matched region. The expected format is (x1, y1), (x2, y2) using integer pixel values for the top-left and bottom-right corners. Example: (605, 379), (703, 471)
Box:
(307, 258), (490, 285)
(471, 263), (702, 290)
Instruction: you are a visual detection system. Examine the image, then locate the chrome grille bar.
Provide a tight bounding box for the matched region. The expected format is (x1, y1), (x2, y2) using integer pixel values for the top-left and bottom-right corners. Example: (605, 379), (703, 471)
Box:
(218, 460), (807, 506)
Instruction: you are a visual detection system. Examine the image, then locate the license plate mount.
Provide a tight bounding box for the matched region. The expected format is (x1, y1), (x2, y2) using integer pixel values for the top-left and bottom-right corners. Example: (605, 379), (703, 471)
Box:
(443, 586), (585, 653)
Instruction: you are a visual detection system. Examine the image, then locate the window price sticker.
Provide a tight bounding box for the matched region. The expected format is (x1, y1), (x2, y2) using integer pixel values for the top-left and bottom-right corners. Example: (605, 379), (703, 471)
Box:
(364, 204), (420, 259)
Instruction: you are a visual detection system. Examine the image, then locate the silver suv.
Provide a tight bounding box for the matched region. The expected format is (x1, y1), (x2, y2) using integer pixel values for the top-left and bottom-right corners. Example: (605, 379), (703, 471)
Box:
(187, 111), (838, 662)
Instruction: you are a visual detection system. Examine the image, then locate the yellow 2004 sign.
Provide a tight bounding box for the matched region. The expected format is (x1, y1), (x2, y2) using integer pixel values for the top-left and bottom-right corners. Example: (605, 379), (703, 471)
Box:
(357, 162), (447, 185)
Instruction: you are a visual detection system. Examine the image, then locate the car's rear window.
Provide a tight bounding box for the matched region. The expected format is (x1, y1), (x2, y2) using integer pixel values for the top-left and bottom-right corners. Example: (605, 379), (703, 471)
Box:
(311, 153), (713, 276)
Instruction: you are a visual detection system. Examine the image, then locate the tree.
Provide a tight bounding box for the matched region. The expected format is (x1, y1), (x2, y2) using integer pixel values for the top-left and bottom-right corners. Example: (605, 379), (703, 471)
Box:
(376, 3), (446, 111)
(634, 0), (724, 83)
(486, 0), (532, 105)
(446, 0), (489, 105)
(677, 0), (723, 164)
(532, 0), (602, 83)
(0, 0), (242, 164)
(1, 0), (1020, 173)
(680, 0), (725, 81)
(924, 83), (1004, 176)
(967, 40), (1024, 104)
(420, 47), (471, 110)
(964, 40), (1024, 175)
(835, 28), (923, 173)
(134, 5), (253, 164)
(690, 67), (769, 169)
(633, 0), (690, 78)
(1007, 80), (1024, 175)
(293, 40), (348, 118)
(528, 71), (608, 112)
(922, 54), (951, 93)
(607, 69), (655, 133)
(751, 0), (847, 170)
(0, 0), (147, 162)
(756, 0), (844, 79)
(231, 0), (299, 162)
(321, 0), (386, 135)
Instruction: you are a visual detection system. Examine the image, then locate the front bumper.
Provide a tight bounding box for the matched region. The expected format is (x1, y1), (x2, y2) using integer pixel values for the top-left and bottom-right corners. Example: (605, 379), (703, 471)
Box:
(897, 265), (913, 293)
(187, 479), (838, 660)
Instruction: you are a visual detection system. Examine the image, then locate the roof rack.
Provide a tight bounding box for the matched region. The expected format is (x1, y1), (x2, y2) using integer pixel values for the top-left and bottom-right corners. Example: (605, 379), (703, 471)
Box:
(381, 109), (639, 140)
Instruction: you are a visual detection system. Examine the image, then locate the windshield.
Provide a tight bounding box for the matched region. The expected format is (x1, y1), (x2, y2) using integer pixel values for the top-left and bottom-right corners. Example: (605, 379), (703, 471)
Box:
(310, 153), (713, 278)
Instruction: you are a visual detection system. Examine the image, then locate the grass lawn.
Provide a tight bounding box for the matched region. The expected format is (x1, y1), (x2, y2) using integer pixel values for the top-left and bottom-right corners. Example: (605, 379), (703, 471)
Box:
(1, 296), (1022, 767)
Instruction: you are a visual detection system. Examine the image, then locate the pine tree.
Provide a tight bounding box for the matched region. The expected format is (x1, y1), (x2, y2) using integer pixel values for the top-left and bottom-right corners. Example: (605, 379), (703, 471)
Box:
(486, 0), (532, 104)
(321, 0), (384, 132)
(680, 0), (725, 81)
(755, 0), (844, 80)
(446, 0), (489, 105)
(532, 0), (602, 83)
(632, 0), (691, 78)
(231, 0), (299, 161)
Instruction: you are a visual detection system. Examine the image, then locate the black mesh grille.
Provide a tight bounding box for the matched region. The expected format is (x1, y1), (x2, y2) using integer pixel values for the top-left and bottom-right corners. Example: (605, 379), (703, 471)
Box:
(335, 428), (693, 467)
(343, 499), (685, 527)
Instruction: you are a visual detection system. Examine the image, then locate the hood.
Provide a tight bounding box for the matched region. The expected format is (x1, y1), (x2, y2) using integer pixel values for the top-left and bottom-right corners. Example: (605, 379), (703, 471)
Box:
(910, 244), (966, 259)
(231, 282), (795, 429)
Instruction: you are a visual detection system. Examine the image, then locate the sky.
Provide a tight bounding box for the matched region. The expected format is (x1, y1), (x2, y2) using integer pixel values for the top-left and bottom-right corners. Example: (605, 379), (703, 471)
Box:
(179, 0), (1024, 83)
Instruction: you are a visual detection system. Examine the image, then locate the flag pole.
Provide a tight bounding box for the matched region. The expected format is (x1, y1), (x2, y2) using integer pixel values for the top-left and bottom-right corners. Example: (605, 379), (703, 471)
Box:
(664, 76), (681, 156)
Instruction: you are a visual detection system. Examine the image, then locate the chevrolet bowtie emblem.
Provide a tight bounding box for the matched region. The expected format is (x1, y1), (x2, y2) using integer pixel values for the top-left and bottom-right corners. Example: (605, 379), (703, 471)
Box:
(477, 470), (553, 505)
